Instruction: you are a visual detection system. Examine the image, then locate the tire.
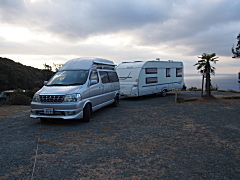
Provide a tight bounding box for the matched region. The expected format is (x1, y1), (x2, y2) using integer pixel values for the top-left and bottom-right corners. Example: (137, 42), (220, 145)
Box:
(161, 89), (167, 97)
(40, 118), (48, 123)
(82, 103), (91, 122)
(112, 95), (119, 107)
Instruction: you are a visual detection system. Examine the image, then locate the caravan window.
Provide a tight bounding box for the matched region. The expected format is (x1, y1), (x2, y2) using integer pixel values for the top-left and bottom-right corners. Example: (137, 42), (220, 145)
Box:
(145, 68), (157, 74)
(146, 77), (158, 84)
(176, 68), (183, 77)
(166, 68), (171, 77)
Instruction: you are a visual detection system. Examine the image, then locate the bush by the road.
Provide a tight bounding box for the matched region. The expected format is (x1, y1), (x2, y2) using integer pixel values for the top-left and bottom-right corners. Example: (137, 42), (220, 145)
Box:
(6, 93), (32, 106)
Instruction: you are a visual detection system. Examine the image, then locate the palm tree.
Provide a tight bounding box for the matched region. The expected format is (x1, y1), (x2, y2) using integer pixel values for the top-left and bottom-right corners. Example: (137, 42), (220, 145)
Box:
(194, 53), (219, 97)
(232, 33), (240, 58)
(232, 33), (240, 87)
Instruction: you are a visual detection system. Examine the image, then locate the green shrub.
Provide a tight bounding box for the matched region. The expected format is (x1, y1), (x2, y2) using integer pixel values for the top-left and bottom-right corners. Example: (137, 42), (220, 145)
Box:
(182, 84), (187, 90)
(6, 94), (32, 105)
(188, 86), (201, 91)
(210, 84), (218, 91)
(25, 88), (39, 98)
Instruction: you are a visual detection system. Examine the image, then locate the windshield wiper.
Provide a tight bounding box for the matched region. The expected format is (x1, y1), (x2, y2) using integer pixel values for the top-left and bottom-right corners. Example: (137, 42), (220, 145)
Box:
(65, 83), (83, 86)
(46, 84), (66, 86)
(46, 83), (83, 86)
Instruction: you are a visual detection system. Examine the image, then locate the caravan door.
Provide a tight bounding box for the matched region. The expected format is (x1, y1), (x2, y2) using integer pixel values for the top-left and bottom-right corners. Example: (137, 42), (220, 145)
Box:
(116, 67), (140, 97)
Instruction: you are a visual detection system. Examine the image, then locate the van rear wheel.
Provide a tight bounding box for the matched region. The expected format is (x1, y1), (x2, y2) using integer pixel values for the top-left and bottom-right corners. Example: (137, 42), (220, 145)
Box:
(82, 104), (91, 122)
(112, 95), (119, 107)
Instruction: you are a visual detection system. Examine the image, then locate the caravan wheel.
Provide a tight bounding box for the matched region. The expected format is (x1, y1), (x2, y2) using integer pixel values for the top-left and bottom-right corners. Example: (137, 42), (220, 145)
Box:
(161, 89), (167, 97)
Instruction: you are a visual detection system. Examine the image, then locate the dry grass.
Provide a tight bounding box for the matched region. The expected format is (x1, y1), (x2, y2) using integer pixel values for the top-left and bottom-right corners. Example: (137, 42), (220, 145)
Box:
(0, 105), (29, 117)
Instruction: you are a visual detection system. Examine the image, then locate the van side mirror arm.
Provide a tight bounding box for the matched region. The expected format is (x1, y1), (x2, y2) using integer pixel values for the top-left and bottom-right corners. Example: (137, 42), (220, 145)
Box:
(90, 80), (98, 85)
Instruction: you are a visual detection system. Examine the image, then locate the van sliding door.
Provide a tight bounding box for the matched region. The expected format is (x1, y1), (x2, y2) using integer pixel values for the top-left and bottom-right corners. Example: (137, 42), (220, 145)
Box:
(99, 71), (113, 102)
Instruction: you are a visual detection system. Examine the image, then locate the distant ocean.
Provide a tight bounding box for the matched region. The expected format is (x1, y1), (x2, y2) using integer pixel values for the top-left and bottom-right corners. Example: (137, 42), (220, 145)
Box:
(184, 74), (240, 92)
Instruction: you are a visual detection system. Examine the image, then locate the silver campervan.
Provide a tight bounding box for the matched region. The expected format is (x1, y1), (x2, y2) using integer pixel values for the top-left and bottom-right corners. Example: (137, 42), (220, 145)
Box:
(30, 57), (120, 122)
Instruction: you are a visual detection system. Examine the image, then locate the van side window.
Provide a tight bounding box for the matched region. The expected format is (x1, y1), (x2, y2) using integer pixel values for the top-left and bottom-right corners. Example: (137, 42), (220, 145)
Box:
(146, 77), (158, 84)
(166, 68), (171, 77)
(145, 68), (157, 74)
(99, 71), (110, 83)
(90, 71), (99, 83)
(108, 72), (119, 82)
(176, 68), (183, 77)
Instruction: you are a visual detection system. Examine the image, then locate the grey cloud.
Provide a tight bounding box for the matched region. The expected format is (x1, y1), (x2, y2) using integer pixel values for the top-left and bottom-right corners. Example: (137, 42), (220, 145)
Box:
(0, 0), (26, 13)
(44, 0), (172, 40)
(0, 0), (29, 25)
(133, 0), (240, 56)
(138, 0), (240, 42)
(0, 0), (177, 39)
(0, 0), (239, 57)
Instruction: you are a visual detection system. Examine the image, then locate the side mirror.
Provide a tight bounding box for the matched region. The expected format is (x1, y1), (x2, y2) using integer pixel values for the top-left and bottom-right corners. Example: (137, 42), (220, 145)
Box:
(43, 81), (48, 85)
(90, 80), (98, 85)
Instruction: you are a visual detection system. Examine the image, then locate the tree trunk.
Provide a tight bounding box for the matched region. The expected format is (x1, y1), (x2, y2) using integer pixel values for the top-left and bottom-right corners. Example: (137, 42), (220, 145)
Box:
(201, 74), (204, 97)
(205, 62), (211, 97)
(206, 73), (211, 97)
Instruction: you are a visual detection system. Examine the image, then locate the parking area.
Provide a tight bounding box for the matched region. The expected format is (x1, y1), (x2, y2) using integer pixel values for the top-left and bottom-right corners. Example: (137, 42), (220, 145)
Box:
(0, 91), (239, 179)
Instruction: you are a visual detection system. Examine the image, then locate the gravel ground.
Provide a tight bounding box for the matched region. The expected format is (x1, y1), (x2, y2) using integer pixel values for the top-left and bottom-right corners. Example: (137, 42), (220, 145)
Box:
(0, 91), (239, 179)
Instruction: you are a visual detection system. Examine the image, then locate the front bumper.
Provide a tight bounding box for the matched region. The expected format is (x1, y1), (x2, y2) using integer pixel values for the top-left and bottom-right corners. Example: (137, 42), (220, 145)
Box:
(30, 101), (84, 119)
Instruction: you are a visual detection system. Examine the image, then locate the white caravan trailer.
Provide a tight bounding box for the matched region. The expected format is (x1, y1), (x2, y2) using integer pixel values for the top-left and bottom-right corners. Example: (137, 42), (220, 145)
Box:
(116, 60), (184, 97)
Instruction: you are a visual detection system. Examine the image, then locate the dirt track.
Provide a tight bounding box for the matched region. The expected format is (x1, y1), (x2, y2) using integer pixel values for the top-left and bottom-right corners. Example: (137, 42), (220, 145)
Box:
(0, 91), (239, 179)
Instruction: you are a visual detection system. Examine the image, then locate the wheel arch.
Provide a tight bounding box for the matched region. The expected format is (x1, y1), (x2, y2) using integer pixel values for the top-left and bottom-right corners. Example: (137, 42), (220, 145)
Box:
(161, 87), (168, 92)
(83, 100), (92, 112)
(114, 91), (120, 97)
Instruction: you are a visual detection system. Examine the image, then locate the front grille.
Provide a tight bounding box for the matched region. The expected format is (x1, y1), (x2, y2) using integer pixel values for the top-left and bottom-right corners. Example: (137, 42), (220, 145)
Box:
(39, 95), (65, 103)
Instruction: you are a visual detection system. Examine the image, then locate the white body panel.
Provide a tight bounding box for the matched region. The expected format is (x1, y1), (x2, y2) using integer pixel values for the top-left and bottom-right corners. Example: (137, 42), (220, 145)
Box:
(116, 61), (184, 97)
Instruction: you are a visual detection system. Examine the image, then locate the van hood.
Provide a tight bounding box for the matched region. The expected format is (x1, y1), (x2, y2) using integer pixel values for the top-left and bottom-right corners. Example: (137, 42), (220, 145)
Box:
(37, 85), (83, 95)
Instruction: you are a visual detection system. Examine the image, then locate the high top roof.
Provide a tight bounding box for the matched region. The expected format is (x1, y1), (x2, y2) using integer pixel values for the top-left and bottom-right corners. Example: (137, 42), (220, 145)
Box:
(60, 57), (115, 71)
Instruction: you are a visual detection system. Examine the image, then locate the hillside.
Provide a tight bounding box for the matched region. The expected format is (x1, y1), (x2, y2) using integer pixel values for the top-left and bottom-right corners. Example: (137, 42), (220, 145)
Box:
(0, 57), (54, 91)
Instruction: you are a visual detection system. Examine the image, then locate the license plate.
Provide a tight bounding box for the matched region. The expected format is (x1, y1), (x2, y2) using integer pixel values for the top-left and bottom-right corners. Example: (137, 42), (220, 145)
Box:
(44, 108), (54, 114)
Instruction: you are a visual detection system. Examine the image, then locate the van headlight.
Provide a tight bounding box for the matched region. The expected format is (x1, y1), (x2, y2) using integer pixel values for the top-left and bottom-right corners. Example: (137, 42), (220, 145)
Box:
(64, 93), (82, 102)
(32, 94), (40, 102)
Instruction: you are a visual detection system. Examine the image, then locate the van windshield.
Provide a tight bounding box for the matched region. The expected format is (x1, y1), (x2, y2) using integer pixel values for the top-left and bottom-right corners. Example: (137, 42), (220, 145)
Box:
(46, 70), (89, 86)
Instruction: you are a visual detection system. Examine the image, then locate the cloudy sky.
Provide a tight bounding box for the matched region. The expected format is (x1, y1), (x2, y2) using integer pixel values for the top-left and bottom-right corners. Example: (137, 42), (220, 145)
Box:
(0, 0), (239, 73)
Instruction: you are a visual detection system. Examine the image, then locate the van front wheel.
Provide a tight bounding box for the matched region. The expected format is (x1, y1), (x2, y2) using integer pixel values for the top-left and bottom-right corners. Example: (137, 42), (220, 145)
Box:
(82, 104), (91, 122)
(40, 118), (48, 123)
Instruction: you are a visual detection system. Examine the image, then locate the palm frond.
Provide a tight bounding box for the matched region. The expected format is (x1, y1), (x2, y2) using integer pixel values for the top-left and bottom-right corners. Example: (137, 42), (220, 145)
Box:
(195, 52), (219, 75)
